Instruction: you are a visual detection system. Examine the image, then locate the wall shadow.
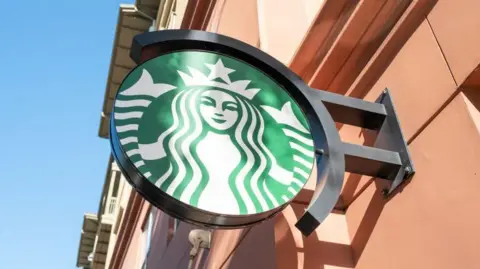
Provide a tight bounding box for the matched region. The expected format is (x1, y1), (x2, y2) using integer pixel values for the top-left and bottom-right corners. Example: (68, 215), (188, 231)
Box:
(220, 220), (277, 269)
(347, 176), (413, 266)
(463, 87), (480, 111)
(275, 205), (355, 269)
(336, 0), (439, 101)
(348, 179), (387, 263)
(220, 174), (412, 269)
(205, 228), (251, 269)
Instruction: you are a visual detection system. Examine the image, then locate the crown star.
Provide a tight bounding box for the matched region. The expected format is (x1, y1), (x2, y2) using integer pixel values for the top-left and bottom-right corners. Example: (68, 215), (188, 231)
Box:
(205, 59), (235, 83)
(177, 59), (260, 100)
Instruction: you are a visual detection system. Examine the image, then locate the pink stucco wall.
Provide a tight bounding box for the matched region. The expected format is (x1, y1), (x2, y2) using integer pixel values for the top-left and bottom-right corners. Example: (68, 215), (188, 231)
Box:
(120, 203), (149, 269)
(118, 1), (480, 268)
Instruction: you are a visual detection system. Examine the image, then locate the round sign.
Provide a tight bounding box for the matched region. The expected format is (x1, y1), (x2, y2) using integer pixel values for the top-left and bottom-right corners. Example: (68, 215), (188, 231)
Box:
(110, 31), (331, 228)
(112, 51), (315, 224)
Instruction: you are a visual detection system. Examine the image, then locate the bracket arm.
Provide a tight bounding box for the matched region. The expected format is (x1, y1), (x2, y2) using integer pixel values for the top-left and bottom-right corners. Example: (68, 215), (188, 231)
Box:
(342, 142), (402, 180)
(313, 89), (387, 130)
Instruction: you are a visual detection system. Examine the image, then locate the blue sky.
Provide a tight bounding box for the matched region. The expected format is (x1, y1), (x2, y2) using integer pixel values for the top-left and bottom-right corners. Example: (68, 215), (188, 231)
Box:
(0, 1), (132, 268)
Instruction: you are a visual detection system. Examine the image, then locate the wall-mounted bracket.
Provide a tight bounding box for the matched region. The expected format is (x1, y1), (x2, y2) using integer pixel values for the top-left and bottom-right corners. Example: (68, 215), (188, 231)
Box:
(316, 88), (414, 196)
(295, 87), (416, 236)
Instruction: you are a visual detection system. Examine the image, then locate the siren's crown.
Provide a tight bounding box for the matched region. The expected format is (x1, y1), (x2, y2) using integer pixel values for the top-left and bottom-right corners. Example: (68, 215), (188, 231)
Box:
(178, 59), (260, 100)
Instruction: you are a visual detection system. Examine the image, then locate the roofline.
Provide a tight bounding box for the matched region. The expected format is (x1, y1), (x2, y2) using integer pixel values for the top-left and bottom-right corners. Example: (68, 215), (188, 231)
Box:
(76, 213), (98, 268)
(98, 5), (129, 139)
(98, 4), (155, 139)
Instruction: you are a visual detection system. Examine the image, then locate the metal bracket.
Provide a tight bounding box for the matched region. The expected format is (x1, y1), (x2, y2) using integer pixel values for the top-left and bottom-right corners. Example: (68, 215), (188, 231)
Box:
(317, 88), (414, 196)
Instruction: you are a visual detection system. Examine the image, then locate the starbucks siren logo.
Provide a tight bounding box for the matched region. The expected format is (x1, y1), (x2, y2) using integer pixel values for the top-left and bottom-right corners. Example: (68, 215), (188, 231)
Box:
(113, 51), (315, 215)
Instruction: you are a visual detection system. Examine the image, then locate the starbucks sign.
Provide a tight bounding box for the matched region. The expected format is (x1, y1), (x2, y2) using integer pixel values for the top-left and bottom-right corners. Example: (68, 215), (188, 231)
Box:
(112, 50), (315, 225)
(111, 30), (413, 233)
(110, 30), (346, 229)
(114, 51), (315, 215)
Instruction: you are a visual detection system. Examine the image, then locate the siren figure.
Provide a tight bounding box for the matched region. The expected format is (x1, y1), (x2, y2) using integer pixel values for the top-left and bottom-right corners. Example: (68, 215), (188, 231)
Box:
(114, 58), (314, 215)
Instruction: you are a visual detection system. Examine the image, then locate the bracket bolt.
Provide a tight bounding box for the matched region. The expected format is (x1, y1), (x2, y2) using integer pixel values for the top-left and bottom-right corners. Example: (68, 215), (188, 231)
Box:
(381, 189), (389, 198)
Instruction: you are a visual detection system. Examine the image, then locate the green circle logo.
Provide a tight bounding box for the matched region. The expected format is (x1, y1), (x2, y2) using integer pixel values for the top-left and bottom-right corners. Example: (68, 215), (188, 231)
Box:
(114, 51), (315, 215)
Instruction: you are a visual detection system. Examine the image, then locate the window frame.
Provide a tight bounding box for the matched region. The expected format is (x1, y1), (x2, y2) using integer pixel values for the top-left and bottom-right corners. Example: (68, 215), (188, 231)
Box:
(140, 206), (157, 269)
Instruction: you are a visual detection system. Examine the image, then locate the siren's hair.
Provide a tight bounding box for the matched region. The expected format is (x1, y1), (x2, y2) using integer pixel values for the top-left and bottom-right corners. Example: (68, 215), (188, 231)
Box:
(155, 89), (208, 206)
(229, 97), (279, 213)
(155, 88), (277, 214)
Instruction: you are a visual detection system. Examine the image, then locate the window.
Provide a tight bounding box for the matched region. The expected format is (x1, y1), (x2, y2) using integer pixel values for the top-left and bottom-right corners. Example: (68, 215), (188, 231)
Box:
(113, 206), (124, 234)
(141, 207), (157, 269)
(168, 0), (177, 29)
(111, 172), (121, 197)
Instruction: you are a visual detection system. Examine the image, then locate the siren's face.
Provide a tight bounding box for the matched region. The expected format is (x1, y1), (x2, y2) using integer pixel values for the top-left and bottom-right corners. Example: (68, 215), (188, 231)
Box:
(199, 89), (239, 131)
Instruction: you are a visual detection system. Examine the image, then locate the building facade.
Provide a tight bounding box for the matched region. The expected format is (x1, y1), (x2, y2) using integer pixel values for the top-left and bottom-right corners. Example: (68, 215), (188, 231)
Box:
(77, 0), (480, 268)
